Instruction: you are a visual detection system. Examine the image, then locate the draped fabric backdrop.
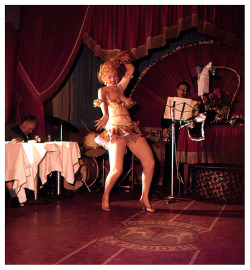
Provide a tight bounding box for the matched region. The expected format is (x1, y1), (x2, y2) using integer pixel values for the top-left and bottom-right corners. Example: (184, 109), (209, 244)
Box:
(130, 42), (244, 127)
(5, 5), (244, 139)
(70, 44), (103, 128)
(16, 6), (88, 139)
(5, 22), (18, 124)
(51, 76), (74, 122)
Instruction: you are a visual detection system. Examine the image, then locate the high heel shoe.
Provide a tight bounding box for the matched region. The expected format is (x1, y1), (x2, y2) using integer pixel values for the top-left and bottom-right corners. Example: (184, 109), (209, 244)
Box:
(102, 196), (110, 212)
(140, 198), (155, 213)
(101, 205), (110, 212)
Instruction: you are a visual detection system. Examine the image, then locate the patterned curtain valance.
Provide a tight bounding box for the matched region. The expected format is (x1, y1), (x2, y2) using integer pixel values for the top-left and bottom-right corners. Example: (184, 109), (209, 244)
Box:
(83, 5), (244, 61)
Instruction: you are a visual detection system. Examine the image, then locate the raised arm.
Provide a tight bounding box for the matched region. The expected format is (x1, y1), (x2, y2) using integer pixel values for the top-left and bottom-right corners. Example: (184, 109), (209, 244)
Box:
(117, 54), (135, 93)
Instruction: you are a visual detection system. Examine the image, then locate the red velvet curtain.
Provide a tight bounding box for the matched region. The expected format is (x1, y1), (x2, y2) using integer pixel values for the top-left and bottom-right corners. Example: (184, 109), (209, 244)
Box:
(130, 42), (244, 127)
(5, 22), (18, 124)
(6, 5), (244, 138)
(16, 5), (88, 139)
(83, 5), (244, 61)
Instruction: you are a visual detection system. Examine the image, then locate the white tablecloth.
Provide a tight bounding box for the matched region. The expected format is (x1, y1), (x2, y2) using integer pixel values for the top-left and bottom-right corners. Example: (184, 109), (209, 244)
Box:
(39, 142), (81, 184)
(5, 141), (81, 203)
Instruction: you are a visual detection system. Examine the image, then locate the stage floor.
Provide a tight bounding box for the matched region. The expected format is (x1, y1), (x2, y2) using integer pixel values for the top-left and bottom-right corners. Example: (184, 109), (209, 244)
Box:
(5, 186), (245, 265)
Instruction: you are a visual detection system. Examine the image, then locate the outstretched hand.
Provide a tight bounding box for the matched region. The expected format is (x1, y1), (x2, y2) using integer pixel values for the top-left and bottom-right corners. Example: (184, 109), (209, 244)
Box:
(94, 116), (108, 130)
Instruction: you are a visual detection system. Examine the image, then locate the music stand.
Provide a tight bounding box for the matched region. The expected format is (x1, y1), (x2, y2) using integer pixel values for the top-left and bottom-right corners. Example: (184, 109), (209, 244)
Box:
(163, 97), (195, 204)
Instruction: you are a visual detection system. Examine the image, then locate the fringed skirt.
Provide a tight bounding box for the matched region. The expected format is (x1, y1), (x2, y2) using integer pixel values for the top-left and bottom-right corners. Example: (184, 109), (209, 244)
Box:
(94, 121), (149, 150)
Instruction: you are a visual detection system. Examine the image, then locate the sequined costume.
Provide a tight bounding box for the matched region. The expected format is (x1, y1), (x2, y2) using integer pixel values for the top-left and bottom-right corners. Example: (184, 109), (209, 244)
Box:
(93, 98), (149, 149)
(93, 98), (135, 110)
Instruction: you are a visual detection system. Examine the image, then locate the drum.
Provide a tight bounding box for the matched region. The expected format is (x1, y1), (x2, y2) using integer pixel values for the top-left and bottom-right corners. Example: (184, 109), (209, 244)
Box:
(80, 156), (99, 187)
(63, 156), (99, 190)
(83, 132), (107, 157)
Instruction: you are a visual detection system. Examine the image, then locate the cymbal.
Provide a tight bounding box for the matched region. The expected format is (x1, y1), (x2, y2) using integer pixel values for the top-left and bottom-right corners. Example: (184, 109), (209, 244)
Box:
(45, 115), (79, 133)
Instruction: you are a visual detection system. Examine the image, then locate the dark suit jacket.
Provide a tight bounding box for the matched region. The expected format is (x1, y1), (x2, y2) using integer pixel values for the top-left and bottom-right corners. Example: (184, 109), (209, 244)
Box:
(161, 118), (172, 130)
(5, 125), (32, 142)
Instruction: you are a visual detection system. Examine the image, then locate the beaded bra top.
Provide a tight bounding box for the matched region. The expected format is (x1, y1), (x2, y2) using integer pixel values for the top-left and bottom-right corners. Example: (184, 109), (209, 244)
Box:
(93, 98), (136, 110)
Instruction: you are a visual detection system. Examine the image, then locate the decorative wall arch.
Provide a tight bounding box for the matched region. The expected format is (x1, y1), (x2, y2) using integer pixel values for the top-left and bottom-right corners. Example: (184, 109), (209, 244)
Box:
(130, 41), (244, 127)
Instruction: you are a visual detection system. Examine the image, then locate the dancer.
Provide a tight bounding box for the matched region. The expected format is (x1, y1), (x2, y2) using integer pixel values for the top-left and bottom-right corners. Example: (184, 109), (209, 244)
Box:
(94, 51), (155, 212)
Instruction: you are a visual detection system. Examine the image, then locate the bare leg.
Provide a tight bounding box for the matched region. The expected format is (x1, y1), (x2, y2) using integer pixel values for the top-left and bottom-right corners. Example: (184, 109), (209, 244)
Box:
(128, 137), (155, 208)
(102, 139), (127, 209)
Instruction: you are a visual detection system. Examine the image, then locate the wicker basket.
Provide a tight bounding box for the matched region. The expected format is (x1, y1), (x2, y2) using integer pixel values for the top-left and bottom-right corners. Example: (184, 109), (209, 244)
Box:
(191, 165), (244, 204)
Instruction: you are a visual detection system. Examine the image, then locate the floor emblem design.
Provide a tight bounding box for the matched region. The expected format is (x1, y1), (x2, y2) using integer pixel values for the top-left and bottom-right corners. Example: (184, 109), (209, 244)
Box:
(99, 221), (208, 251)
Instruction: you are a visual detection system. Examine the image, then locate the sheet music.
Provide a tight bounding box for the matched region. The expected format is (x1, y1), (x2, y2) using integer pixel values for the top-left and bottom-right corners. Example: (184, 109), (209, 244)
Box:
(163, 97), (197, 120)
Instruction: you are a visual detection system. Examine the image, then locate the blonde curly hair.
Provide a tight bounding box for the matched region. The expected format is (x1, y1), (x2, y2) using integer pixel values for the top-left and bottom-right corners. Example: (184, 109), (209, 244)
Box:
(98, 51), (134, 84)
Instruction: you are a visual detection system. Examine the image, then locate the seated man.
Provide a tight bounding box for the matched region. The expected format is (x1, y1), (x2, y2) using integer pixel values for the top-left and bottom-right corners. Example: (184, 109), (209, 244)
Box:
(5, 115), (38, 207)
(6, 115), (38, 143)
